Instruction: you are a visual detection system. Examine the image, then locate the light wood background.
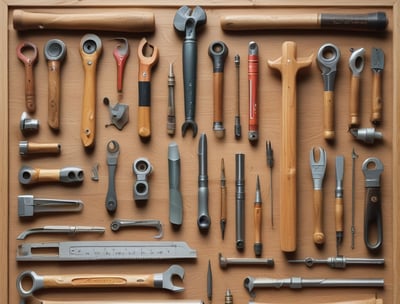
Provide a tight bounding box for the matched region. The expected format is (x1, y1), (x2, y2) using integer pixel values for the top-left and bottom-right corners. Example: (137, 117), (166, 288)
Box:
(2, 1), (399, 303)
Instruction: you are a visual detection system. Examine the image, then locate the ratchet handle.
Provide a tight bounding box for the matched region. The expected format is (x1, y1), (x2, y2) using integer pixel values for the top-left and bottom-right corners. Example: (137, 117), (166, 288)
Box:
(323, 90), (335, 140)
(47, 60), (61, 130)
(313, 189), (325, 245)
(138, 81), (151, 138)
(371, 71), (383, 124)
(349, 75), (361, 128)
(364, 187), (383, 251)
(183, 40), (197, 120)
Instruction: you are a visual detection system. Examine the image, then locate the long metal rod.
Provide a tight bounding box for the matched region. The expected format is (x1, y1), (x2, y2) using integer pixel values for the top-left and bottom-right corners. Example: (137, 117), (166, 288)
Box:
(351, 148), (358, 249)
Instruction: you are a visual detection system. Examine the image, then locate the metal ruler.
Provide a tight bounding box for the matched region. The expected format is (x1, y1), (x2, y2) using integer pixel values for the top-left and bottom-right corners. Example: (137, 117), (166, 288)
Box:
(17, 241), (197, 261)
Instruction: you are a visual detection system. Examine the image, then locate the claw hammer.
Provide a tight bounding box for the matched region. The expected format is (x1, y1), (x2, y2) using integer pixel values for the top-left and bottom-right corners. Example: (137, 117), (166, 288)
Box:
(268, 41), (313, 252)
(137, 38), (159, 140)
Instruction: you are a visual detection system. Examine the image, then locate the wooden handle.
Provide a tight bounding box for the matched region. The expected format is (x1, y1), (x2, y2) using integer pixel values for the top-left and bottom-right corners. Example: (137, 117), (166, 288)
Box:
(47, 60), (61, 130)
(30, 168), (60, 183)
(349, 75), (360, 128)
(335, 196), (344, 233)
(26, 142), (60, 154)
(221, 184), (227, 221)
(13, 9), (155, 33)
(323, 90), (335, 140)
(313, 189), (325, 245)
(254, 204), (262, 244)
(43, 274), (155, 289)
(80, 52), (99, 148)
(24, 61), (35, 113)
(138, 106), (151, 138)
(371, 71), (383, 124)
(268, 41), (313, 252)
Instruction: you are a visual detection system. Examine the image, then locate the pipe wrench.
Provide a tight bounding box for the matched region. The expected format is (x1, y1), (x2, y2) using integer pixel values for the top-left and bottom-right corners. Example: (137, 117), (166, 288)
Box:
(362, 157), (384, 251)
(137, 38), (159, 140)
(79, 34), (102, 149)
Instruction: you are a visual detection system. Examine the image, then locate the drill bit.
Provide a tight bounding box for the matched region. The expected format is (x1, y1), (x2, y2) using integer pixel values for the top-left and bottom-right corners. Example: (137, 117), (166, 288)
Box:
(254, 175), (262, 257)
(266, 140), (274, 228)
(234, 54), (241, 139)
(167, 63), (176, 135)
(225, 288), (233, 304)
(351, 148), (358, 249)
(335, 155), (344, 255)
(220, 158), (227, 240)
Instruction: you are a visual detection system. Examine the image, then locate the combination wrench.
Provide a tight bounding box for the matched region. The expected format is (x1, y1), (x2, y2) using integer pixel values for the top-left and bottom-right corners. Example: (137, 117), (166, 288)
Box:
(17, 265), (185, 298)
(105, 140), (120, 213)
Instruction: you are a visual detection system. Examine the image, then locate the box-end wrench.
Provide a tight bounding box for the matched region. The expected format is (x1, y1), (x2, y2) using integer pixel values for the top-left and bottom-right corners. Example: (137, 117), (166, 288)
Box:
(18, 166), (84, 185)
(17, 41), (38, 113)
(348, 47), (365, 129)
(79, 34), (102, 149)
(362, 157), (384, 251)
(44, 38), (67, 130)
(317, 43), (340, 141)
(17, 265), (185, 298)
(105, 140), (120, 213)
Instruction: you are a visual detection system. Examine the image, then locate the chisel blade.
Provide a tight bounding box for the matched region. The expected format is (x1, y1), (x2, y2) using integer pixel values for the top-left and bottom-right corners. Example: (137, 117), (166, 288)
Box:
(371, 47), (384, 72)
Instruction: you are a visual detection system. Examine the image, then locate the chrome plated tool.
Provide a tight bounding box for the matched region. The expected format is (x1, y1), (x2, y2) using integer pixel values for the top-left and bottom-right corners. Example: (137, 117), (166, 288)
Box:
(335, 155), (345, 255)
(133, 157), (153, 201)
(235, 153), (245, 250)
(167, 63), (176, 135)
(168, 142), (183, 226)
(362, 157), (384, 251)
(198, 133), (210, 231)
(17, 41), (38, 113)
(310, 147), (327, 245)
(317, 43), (340, 141)
(103, 97), (129, 130)
(219, 253), (274, 269)
(350, 127), (382, 144)
(348, 47), (365, 129)
(220, 158), (227, 239)
(105, 140), (120, 213)
(225, 289), (233, 304)
(17, 226), (104, 240)
(20, 112), (39, 135)
(17, 265), (185, 298)
(18, 166), (84, 185)
(18, 195), (83, 218)
(288, 256), (384, 269)
(370, 47), (384, 125)
(351, 148), (358, 249)
(234, 54), (241, 139)
(111, 219), (163, 239)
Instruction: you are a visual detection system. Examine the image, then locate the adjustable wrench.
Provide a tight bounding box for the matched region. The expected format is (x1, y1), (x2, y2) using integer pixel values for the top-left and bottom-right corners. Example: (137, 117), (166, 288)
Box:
(105, 140), (120, 213)
(17, 265), (185, 298)
(17, 41), (38, 113)
(362, 157), (384, 251)
(79, 34), (102, 149)
(137, 38), (159, 140)
(317, 43), (340, 141)
(44, 38), (67, 130)
(348, 48), (365, 129)
(18, 166), (84, 185)
(310, 147), (327, 245)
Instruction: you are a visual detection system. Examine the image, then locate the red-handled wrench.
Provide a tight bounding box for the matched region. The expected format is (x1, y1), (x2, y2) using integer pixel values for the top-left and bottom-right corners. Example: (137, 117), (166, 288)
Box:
(113, 38), (130, 94)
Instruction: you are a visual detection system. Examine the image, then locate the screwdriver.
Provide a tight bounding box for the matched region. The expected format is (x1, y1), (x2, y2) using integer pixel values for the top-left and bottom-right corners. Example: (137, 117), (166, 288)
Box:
(254, 175), (262, 257)
(266, 140), (274, 228)
(335, 155), (344, 255)
(220, 158), (227, 240)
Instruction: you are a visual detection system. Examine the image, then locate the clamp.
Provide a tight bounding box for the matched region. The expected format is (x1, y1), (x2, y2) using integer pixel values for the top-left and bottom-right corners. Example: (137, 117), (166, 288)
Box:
(133, 157), (153, 201)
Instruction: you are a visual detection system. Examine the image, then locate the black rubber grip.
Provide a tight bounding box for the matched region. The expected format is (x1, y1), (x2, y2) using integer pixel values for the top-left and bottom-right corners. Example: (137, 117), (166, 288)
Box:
(138, 81), (151, 107)
(321, 12), (388, 31)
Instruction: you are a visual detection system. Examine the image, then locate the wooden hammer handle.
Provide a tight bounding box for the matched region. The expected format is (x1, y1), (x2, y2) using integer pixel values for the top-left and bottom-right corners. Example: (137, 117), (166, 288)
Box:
(13, 9), (155, 33)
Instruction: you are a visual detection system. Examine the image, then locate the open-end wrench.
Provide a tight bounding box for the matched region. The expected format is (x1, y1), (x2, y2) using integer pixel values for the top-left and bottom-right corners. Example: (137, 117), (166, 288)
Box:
(317, 43), (340, 141)
(209, 40), (228, 138)
(18, 166), (84, 185)
(79, 34), (102, 149)
(17, 41), (38, 113)
(348, 47), (365, 129)
(173, 6), (207, 137)
(362, 157), (384, 251)
(137, 38), (159, 140)
(310, 147), (327, 246)
(112, 37), (130, 94)
(44, 39), (67, 130)
(17, 265), (185, 298)
(111, 219), (163, 239)
(105, 140), (120, 213)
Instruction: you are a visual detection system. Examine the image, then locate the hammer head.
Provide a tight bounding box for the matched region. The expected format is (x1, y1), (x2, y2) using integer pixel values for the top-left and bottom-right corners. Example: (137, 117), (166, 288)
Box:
(173, 6), (207, 39)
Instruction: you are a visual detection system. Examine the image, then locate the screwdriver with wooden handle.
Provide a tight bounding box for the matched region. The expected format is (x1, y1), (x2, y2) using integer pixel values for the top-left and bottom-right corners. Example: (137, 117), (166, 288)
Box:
(335, 155), (345, 255)
(254, 175), (262, 257)
(370, 47), (384, 125)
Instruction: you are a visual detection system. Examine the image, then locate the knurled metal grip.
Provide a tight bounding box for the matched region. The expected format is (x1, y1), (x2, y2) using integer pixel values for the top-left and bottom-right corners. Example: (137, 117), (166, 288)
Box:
(133, 158), (153, 201)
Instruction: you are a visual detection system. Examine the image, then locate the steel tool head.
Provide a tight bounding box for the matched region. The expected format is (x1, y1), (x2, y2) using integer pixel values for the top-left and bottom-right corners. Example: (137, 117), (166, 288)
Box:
(362, 157), (383, 187)
(44, 39), (66, 62)
(17, 271), (43, 298)
(157, 265), (185, 292)
(310, 147), (327, 189)
(349, 48), (365, 76)
(317, 43), (340, 91)
(80, 33), (102, 56)
(371, 47), (384, 71)
(208, 41), (228, 72)
(173, 6), (207, 39)
(17, 41), (38, 65)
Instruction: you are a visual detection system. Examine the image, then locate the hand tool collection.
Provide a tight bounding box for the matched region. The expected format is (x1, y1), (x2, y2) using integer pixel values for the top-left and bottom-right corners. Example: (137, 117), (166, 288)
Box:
(13, 5), (391, 304)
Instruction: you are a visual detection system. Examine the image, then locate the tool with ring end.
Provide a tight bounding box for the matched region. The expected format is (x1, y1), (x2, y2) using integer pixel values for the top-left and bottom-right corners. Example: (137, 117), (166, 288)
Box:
(209, 40), (228, 138)
(137, 38), (159, 140)
(18, 166), (84, 185)
(79, 34), (102, 149)
(362, 157), (384, 251)
(111, 219), (163, 239)
(317, 43), (340, 141)
(133, 158), (153, 201)
(174, 6), (207, 137)
(310, 147), (327, 246)
(17, 41), (38, 113)
(348, 47), (365, 129)
(17, 265), (185, 298)
(44, 39), (66, 130)
(105, 140), (120, 213)
(113, 37), (130, 94)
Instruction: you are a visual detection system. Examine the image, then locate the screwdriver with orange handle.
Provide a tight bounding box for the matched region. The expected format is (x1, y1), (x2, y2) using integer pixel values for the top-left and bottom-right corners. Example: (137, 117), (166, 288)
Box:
(254, 175), (262, 257)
